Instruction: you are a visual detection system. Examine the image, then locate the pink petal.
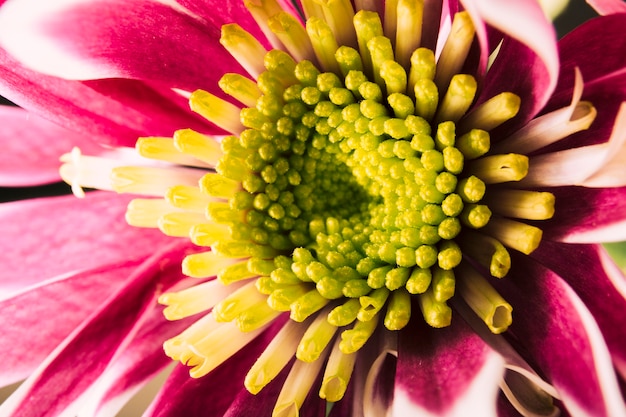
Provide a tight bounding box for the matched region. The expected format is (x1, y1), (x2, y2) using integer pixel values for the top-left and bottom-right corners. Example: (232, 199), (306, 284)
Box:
(0, 48), (210, 147)
(0, 0), (245, 92)
(0, 105), (102, 186)
(493, 252), (626, 417)
(586, 0), (626, 14)
(0, 192), (175, 293)
(82, 278), (200, 417)
(0, 240), (193, 416)
(392, 311), (504, 416)
(0, 258), (144, 387)
(462, 0), (559, 132)
(542, 185), (626, 243)
(532, 241), (626, 380)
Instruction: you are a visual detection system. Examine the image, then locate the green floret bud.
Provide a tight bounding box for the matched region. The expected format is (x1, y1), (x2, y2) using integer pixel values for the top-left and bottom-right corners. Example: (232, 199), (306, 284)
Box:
(384, 118), (411, 139)
(415, 245), (438, 269)
(411, 134), (435, 152)
(406, 268), (432, 294)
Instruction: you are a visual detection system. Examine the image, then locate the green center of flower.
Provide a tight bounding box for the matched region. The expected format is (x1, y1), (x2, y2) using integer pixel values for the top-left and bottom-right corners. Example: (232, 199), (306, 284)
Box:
(177, 9), (545, 346)
(69, 3), (561, 413)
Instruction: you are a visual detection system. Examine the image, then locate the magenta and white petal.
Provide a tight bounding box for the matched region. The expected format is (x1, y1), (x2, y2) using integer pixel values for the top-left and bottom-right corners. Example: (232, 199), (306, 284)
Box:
(541, 186), (626, 243)
(0, 105), (103, 186)
(0, 259), (143, 387)
(77, 278), (200, 417)
(521, 103), (626, 188)
(0, 48), (212, 147)
(532, 241), (626, 380)
(0, 192), (174, 293)
(392, 312), (504, 417)
(546, 14), (626, 152)
(453, 300), (560, 416)
(0, 241), (192, 417)
(495, 69), (595, 155)
(0, 0), (244, 92)
(462, 0), (558, 128)
(493, 253), (626, 417)
(586, 0), (626, 14)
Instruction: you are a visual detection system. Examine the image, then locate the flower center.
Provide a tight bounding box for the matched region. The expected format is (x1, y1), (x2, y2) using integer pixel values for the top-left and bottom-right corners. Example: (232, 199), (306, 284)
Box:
(60, 3), (565, 413)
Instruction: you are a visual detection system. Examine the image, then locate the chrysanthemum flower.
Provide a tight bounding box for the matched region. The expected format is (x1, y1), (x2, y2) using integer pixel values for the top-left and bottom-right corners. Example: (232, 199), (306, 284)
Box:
(1, 0), (626, 416)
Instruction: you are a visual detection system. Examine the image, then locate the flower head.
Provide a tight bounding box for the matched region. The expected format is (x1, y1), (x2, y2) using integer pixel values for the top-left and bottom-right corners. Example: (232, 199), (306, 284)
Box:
(1, 1), (626, 416)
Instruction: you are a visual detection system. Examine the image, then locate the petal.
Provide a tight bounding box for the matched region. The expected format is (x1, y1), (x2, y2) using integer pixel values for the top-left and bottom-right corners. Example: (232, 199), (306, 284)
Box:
(462, 0), (559, 131)
(520, 101), (626, 187)
(0, 240), (192, 416)
(0, 192), (175, 294)
(0, 0), (243, 92)
(392, 311), (504, 417)
(80, 278), (200, 417)
(0, 105), (102, 186)
(541, 186), (626, 243)
(493, 253), (626, 417)
(532, 241), (626, 380)
(0, 48), (211, 147)
(545, 14), (626, 152)
(0, 259), (143, 387)
(585, 0), (626, 14)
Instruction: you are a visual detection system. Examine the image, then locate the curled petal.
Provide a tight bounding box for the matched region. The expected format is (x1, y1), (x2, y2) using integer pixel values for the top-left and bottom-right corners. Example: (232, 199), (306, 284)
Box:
(521, 103), (626, 188)
(453, 299), (560, 417)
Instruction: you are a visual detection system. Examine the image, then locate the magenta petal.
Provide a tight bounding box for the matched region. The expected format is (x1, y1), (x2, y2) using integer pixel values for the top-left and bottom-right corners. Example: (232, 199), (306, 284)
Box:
(532, 241), (626, 379)
(541, 186), (626, 243)
(85, 279), (199, 417)
(0, 0), (244, 92)
(0, 48), (214, 147)
(0, 105), (103, 186)
(0, 241), (192, 416)
(544, 14), (626, 152)
(463, 0), (558, 134)
(0, 192), (175, 293)
(0, 259), (143, 387)
(494, 252), (626, 416)
(393, 312), (504, 416)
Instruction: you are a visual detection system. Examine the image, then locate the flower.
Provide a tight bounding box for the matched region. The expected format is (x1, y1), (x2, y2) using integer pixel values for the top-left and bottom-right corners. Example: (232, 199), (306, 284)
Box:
(1, 0), (626, 416)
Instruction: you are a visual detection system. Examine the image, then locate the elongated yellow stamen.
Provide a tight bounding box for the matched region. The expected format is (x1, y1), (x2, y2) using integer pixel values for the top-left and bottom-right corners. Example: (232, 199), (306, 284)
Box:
(457, 262), (512, 333)
(220, 23), (268, 78)
(395, 0), (423, 68)
(270, 12), (316, 63)
(435, 11), (475, 92)
(319, 336), (357, 402)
